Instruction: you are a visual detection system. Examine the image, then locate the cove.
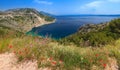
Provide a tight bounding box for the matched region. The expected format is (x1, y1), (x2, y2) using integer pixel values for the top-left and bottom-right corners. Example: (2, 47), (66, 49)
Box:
(27, 15), (120, 39)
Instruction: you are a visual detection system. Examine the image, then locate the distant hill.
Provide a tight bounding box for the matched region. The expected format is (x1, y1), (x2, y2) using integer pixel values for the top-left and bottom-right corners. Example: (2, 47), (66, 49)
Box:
(0, 8), (55, 33)
(40, 11), (55, 17)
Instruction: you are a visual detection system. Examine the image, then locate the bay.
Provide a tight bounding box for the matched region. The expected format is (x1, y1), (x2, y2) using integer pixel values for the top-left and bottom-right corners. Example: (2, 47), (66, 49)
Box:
(27, 15), (120, 39)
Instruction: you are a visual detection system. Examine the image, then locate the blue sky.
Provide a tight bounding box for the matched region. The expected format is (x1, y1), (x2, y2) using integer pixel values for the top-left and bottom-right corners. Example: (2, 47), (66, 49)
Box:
(0, 0), (120, 15)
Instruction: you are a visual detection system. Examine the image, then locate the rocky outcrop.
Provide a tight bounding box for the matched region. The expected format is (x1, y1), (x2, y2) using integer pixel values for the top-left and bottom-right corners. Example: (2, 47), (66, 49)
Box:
(0, 8), (55, 33)
(78, 23), (109, 34)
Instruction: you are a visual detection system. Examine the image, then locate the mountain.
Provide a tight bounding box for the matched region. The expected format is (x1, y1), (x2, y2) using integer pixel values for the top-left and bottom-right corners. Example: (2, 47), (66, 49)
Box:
(0, 8), (55, 33)
(40, 11), (55, 17)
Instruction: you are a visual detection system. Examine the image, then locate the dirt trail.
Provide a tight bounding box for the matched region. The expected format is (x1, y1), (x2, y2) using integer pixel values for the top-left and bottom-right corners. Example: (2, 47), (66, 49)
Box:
(0, 53), (50, 70)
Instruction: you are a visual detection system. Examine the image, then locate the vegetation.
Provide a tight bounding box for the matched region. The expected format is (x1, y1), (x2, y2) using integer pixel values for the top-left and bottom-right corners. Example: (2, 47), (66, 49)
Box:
(38, 13), (55, 22)
(44, 16), (55, 22)
(0, 24), (23, 38)
(0, 15), (120, 69)
(0, 19), (120, 70)
(59, 18), (120, 47)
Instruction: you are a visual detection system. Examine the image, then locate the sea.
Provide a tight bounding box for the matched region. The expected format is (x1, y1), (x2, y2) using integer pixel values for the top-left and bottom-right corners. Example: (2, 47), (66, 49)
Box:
(27, 15), (120, 39)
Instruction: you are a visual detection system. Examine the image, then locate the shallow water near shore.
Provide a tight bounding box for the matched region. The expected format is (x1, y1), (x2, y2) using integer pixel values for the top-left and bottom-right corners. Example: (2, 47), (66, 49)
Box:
(27, 15), (120, 39)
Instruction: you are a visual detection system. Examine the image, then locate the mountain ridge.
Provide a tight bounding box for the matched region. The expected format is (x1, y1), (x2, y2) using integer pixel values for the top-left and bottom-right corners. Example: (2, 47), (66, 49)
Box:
(0, 8), (55, 33)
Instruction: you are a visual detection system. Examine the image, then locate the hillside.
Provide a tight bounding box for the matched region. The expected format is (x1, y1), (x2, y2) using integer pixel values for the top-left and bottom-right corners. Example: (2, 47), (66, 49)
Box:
(0, 24), (120, 70)
(0, 10), (120, 70)
(60, 18), (120, 47)
(0, 8), (55, 33)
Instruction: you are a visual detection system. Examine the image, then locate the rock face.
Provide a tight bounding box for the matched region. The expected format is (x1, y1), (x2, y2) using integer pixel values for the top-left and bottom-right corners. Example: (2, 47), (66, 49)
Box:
(0, 8), (55, 33)
(78, 23), (109, 34)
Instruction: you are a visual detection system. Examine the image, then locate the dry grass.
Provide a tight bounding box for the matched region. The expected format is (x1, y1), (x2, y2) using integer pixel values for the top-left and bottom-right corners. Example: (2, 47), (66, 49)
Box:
(0, 31), (120, 70)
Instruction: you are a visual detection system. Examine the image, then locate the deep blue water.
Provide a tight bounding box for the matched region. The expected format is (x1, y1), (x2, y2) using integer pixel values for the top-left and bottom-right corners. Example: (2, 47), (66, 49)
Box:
(27, 15), (120, 39)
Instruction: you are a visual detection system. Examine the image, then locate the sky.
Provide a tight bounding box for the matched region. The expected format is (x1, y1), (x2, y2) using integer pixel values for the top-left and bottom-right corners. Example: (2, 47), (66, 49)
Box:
(0, 0), (120, 15)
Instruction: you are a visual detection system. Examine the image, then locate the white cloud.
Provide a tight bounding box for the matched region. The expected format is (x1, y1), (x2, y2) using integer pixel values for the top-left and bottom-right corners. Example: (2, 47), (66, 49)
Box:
(108, 0), (120, 2)
(34, 0), (53, 5)
(77, 0), (120, 14)
(79, 1), (105, 14)
(80, 0), (120, 10)
(81, 1), (103, 9)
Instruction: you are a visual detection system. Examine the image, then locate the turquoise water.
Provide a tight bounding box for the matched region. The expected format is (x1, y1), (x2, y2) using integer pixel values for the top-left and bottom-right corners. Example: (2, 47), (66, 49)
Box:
(27, 15), (120, 39)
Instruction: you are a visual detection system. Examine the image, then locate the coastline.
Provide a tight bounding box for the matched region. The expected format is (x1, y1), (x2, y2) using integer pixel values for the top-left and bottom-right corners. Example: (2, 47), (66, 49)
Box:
(26, 19), (56, 36)
(34, 19), (56, 28)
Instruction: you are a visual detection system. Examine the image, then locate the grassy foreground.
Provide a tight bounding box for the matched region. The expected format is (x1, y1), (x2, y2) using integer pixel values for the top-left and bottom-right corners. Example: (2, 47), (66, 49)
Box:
(0, 26), (120, 70)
